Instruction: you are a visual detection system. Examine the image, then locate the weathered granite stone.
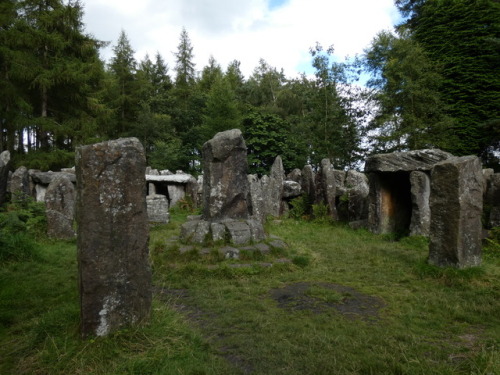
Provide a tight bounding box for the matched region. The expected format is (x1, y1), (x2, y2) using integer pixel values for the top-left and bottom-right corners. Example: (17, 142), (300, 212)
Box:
(0, 151), (11, 206)
(287, 168), (302, 185)
(429, 156), (483, 268)
(482, 169), (494, 195)
(146, 194), (170, 224)
(30, 170), (77, 185)
(219, 246), (240, 259)
(35, 184), (47, 202)
(45, 175), (76, 239)
(301, 165), (316, 207)
(345, 170), (369, 223)
(365, 149), (453, 173)
(316, 159), (337, 219)
(225, 221), (252, 245)
(333, 170), (347, 197)
(266, 156), (285, 217)
(167, 184), (185, 208)
(202, 129), (251, 220)
(211, 222), (227, 242)
(283, 180), (301, 199)
(10, 166), (30, 200)
(248, 174), (265, 221)
(76, 138), (151, 337)
(487, 173), (500, 228)
(409, 171), (430, 236)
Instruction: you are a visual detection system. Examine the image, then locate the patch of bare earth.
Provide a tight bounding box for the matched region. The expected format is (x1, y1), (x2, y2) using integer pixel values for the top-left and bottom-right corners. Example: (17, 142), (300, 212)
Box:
(269, 281), (386, 322)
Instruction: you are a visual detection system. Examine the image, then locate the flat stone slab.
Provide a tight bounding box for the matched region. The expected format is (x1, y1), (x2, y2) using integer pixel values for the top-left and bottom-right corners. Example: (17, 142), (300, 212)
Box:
(365, 149), (453, 173)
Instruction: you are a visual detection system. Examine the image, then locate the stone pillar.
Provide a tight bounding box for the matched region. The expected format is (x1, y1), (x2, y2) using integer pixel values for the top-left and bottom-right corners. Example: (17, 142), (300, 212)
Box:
(76, 138), (151, 337)
(429, 156), (483, 268)
(10, 166), (30, 200)
(146, 194), (170, 223)
(0, 151), (11, 206)
(266, 156), (285, 217)
(486, 174), (500, 228)
(45, 175), (76, 239)
(409, 171), (430, 236)
(202, 129), (250, 221)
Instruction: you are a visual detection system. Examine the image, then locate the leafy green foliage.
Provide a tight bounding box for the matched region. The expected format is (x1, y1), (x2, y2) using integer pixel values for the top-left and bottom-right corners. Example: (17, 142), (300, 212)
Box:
(0, 197), (45, 262)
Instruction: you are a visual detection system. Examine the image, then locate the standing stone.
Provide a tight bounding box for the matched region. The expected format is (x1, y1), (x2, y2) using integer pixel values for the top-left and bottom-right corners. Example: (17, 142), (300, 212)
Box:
(429, 156), (483, 268)
(287, 168), (302, 185)
(316, 159), (337, 219)
(76, 138), (151, 337)
(146, 194), (170, 224)
(301, 165), (316, 207)
(248, 174), (265, 221)
(266, 156), (285, 217)
(202, 129), (250, 220)
(167, 184), (185, 208)
(486, 174), (500, 228)
(345, 170), (369, 223)
(409, 171), (431, 236)
(10, 166), (30, 200)
(0, 151), (11, 206)
(45, 175), (76, 239)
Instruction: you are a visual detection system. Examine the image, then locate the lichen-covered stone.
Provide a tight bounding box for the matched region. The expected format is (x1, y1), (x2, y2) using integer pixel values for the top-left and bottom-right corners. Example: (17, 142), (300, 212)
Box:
(146, 194), (169, 224)
(365, 149), (452, 173)
(76, 138), (151, 337)
(409, 171), (430, 236)
(429, 156), (483, 268)
(10, 166), (30, 200)
(45, 175), (75, 239)
(0, 151), (11, 206)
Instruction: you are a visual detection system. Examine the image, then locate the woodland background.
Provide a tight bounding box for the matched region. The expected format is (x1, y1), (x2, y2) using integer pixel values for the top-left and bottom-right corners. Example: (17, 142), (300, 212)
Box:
(0, 0), (499, 175)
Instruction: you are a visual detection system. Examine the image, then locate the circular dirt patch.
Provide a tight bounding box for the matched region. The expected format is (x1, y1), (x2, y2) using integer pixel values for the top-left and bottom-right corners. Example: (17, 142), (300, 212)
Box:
(269, 282), (386, 322)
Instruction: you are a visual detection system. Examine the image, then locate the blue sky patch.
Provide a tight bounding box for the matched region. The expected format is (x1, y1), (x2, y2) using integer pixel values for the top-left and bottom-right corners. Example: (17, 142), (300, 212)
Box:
(269, 0), (288, 11)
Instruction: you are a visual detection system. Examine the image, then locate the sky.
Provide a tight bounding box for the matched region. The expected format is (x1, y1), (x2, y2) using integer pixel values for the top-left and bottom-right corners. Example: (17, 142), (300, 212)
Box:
(81, 0), (400, 79)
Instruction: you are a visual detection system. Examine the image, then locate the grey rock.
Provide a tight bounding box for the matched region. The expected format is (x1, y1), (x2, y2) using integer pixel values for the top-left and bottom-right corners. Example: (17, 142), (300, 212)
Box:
(333, 170), (347, 196)
(301, 165), (316, 209)
(146, 194), (170, 224)
(409, 171), (430, 236)
(255, 243), (271, 254)
(486, 173), (500, 227)
(287, 168), (302, 184)
(211, 222), (227, 242)
(429, 156), (483, 268)
(0, 151), (11, 206)
(10, 166), (30, 200)
(248, 174), (265, 221)
(283, 180), (301, 199)
(269, 239), (288, 250)
(219, 246), (240, 259)
(45, 174), (76, 239)
(30, 170), (77, 184)
(76, 137), (151, 337)
(167, 184), (185, 208)
(365, 149), (453, 173)
(202, 129), (250, 220)
(316, 159), (337, 219)
(346, 170), (369, 222)
(225, 220), (252, 245)
(266, 156), (285, 217)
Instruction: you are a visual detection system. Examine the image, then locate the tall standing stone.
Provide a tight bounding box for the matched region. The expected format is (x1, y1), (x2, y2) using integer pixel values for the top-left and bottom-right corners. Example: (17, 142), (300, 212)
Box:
(202, 129), (250, 220)
(10, 166), (30, 200)
(0, 151), (11, 206)
(486, 173), (500, 228)
(409, 171), (431, 236)
(316, 159), (337, 220)
(266, 156), (285, 217)
(76, 138), (151, 337)
(45, 175), (76, 239)
(429, 156), (483, 268)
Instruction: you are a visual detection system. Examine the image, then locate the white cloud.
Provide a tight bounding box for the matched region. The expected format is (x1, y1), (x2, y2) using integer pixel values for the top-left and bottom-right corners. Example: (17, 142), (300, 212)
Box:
(82, 0), (399, 78)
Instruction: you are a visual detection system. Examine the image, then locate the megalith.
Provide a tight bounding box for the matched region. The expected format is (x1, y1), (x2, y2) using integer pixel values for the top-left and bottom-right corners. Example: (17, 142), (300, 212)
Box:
(10, 166), (30, 200)
(429, 156), (483, 268)
(45, 175), (76, 239)
(318, 159), (337, 219)
(0, 151), (11, 206)
(345, 170), (369, 224)
(76, 138), (151, 337)
(181, 129), (265, 245)
(266, 156), (285, 218)
(202, 129), (250, 221)
(409, 171), (431, 236)
(366, 149), (452, 235)
(485, 173), (500, 228)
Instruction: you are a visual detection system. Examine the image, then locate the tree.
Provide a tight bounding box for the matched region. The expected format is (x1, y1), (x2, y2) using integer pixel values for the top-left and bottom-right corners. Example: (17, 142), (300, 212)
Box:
(363, 30), (454, 152)
(398, 0), (500, 158)
(174, 27), (196, 87)
(1, 0), (106, 157)
(108, 30), (140, 137)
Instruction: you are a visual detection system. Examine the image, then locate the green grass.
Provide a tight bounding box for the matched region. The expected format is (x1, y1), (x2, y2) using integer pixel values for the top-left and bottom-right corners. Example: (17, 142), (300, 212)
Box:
(1, 211), (499, 374)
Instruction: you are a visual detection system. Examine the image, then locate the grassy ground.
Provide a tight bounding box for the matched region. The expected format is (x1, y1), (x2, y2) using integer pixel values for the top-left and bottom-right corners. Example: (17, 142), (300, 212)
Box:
(1, 210), (499, 375)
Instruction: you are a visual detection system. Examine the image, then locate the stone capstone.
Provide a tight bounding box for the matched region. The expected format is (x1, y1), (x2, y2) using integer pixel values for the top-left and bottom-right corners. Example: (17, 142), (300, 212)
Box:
(429, 156), (483, 268)
(45, 174), (76, 239)
(76, 137), (151, 337)
(365, 149), (453, 173)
